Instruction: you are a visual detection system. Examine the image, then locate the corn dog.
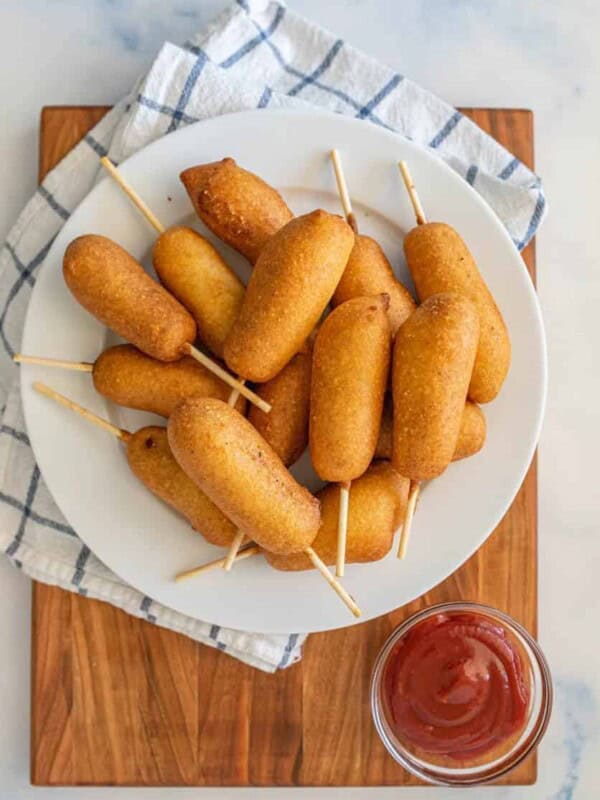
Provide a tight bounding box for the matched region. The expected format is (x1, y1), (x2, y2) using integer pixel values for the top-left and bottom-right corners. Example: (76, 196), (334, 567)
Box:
(403, 223), (510, 403)
(168, 397), (320, 555)
(126, 426), (239, 546)
(152, 226), (245, 358)
(332, 235), (415, 335)
(93, 344), (246, 417)
(376, 396), (486, 462)
(452, 401), (487, 460)
(310, 294), (391, 482)
(180, 158), (293, 264)
(248, 339), (312, 466)
(392, 293), (480, 481)
(64, 235), (196, 362)
(265, 462), (410, 570)
(34, 383), (239, 548)
(224, 210), (354, 383)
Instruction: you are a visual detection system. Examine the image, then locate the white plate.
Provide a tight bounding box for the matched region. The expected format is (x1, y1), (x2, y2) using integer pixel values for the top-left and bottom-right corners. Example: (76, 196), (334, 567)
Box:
(20, 109), (546, 634)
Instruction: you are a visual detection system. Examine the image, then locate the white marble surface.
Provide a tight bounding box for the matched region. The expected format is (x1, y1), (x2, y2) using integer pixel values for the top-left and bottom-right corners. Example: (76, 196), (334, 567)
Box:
(0, 1), (598, 797)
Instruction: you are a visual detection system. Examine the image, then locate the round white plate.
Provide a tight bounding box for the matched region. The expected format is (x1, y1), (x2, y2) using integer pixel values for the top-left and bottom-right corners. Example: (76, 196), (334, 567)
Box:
(20, 109), (546, 634)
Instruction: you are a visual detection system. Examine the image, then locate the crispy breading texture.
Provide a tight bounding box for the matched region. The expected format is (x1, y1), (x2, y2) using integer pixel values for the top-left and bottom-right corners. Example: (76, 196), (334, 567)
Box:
(167, 398), (320, 555)
(404, 222), (510, 403)
(180, 157), (293, 264)
(392, 293), (480, 481)
(248, 340), (312, 467)
(376, 397), (485, 463)
(310, 294), (391, 482)
(126, 426), (238, 547)
(63, 234), (196, 361)
(224, 210), (355, 382)
(153, 226), (245, 358)
(93, 344), (245, 418)
(332, 234), (415, 335)
(265, 462), (409, 570)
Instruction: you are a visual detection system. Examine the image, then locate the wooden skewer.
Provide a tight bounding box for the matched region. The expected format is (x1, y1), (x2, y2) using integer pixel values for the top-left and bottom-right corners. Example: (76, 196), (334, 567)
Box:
(329, 149), (359, 578)
(330, 149), (358, 234)
(395, 161), (428, 558)
(100, 156), (165, 234)
(175, 543), (261, 582)
(336, 482), (350, 577)
(397, 481), (420, 559)
(33, 382), (130, 441)
(182, 344), (270, 414)
(221, 530), (245, 572)
(15, 354), (93, 372)
(398, 161), (427, 226)
(305, 546), (361, 618)
(100, 156), (270, 416)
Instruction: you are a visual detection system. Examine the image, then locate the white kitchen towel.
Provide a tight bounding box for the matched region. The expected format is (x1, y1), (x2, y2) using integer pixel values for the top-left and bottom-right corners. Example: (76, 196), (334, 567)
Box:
(0, 0), (546, 673)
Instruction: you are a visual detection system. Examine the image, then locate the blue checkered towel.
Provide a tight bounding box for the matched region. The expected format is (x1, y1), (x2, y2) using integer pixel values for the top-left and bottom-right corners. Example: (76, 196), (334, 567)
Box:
(0, 0), (546, 672)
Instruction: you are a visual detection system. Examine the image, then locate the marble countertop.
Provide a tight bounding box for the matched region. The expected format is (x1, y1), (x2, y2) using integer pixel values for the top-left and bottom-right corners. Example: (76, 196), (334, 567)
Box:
(0, 1), (597, 797)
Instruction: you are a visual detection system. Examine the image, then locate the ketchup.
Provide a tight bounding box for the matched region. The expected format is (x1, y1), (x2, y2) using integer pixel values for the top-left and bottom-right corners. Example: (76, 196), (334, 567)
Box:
(383, 612), (530, 760)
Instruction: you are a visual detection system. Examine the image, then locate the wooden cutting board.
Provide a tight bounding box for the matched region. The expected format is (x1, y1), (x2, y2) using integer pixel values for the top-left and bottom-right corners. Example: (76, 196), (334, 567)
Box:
(31, 106), (537, 787)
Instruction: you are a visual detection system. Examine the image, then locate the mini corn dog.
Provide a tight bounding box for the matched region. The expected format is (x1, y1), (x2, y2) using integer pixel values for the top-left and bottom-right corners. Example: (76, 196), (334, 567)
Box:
(15, 345), (247, 417)
(376, 397), (486, 462)
(392, 293), (479, 481)
(64, 234), (196, 362)
(248, 339), (312, 466)
(92, 345), (246, 417)
(399, 161), (511, 403)
(168, 397), (361, 616)
(392, 292), (479, 559)
(310, 294), (391, 575)
(180, 158), (293, 263)
(168, 397), (319, 555)
(330, 150), (415, 335)
(153, 226), (245, 359)
(33, 383), (239, 547)
(265, 462), (410, 571)
(224, 210), (354, 383)
(310, 295), (391, 480)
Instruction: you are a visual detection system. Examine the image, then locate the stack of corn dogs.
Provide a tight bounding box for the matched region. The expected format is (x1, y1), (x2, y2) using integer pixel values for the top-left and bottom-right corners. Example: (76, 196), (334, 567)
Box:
(17, 152), (510, 618)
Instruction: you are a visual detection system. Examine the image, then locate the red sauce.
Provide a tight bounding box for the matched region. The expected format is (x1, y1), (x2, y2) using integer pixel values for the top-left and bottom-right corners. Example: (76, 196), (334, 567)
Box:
(383, 612), (530, 760)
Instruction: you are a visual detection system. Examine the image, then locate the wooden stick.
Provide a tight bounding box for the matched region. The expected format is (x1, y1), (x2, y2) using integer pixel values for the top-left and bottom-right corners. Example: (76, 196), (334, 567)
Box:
(227, 384), (243, 408)
(100, 156), (165, 234)
(175, 543), (261, 582)
(397, 481), (420, 558)
(398, 161), (427, 226)
(305, 546), (361, 618)
(14, 354), (93, 372)
(336, 481), (350, 577)
(330, 149), (358, 233)
(33, 382), (130, 441)
(222, 530), (245, 572)
(329, 150), (356, 578)
(183, 344), (271, 414)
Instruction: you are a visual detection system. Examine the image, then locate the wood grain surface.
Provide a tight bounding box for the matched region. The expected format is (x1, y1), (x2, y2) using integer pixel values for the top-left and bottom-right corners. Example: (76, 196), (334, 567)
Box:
(31, 105), (537, 786)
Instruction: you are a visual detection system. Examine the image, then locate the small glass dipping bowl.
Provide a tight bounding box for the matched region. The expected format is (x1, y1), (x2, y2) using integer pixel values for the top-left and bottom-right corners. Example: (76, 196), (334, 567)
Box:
(370, 602), (552, 786)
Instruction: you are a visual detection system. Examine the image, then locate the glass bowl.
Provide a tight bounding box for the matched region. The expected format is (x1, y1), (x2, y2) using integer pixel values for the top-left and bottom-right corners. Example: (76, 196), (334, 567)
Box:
(370, 601), (552, 786)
